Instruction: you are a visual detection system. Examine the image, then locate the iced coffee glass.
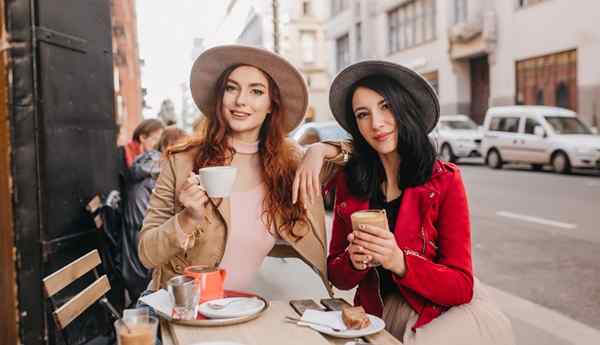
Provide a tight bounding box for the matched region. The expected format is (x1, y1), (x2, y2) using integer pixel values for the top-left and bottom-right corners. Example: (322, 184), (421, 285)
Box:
(350, 209), (389, 267)
(114, 315), (158, 345)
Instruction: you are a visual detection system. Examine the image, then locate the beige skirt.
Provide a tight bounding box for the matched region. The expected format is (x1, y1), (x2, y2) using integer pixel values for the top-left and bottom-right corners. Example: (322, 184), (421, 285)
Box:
(383, 279), (515, 345)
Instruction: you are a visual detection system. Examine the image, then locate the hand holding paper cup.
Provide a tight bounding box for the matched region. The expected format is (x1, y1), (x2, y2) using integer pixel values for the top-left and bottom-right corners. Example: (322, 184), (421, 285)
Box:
(197, 166), (237, 198)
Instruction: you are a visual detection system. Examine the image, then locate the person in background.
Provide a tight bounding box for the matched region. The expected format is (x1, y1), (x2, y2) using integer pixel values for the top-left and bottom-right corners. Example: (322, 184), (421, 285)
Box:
(294, 61), (514, 344)
(118, 118), (165, 304)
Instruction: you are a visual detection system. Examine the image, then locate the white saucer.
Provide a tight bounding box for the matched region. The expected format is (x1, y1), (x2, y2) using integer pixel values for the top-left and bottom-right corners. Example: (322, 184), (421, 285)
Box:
(198, 297), (265, 319)
(306, 311), (385, 339)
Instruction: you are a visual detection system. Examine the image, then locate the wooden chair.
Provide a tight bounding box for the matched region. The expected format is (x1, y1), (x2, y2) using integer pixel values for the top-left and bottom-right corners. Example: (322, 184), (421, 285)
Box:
(43, 249), (116, 343)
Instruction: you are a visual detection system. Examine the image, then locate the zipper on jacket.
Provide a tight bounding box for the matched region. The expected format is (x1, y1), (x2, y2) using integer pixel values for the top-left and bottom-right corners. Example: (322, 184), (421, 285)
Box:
(420, 225), (427, 255)
(373, 268), (384, 309)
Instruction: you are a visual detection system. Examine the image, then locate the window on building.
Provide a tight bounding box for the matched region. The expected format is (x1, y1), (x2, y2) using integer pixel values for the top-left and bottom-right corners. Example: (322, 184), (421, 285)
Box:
(300, 31), (317, 64)
(555, 82), (570, 109)
(535, 89), (544, 105)
(516, 50), (577, 111)
(331, 0), (349, 16)
(388, 8), (399, 53)
(422, 71), (439, 95)
(355, 22), (362, 60)
(302, 1), (312, 16)
(517, 0), (546, 9)
(387, 0), (436, 54)
(454, 0), (467, 24)
(336, 34), (350, 71)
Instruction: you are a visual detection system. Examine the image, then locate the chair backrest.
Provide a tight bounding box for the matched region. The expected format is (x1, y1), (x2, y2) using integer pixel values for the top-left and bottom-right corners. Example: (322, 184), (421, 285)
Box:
(43, 249), (111, 330)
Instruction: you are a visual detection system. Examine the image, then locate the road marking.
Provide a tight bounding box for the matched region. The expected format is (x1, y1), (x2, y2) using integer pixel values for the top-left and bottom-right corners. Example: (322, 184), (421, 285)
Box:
(496, 211), (577, 229)
(585, 180), (600, 187)
(482, 282), (600, 345)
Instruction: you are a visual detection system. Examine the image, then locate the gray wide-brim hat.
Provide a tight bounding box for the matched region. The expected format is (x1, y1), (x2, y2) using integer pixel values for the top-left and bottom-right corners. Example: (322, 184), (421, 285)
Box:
(190, 45), (308, 133)
(329, 60), (440, 133)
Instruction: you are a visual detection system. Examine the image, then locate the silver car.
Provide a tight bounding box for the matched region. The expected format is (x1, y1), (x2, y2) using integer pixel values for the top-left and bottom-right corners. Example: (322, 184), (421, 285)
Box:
(431, 115), (483, 163)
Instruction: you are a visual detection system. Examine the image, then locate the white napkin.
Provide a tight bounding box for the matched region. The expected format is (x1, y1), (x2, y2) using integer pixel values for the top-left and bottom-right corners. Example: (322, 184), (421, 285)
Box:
(300, 310), (348, 331)
(138, 289), (173, 319)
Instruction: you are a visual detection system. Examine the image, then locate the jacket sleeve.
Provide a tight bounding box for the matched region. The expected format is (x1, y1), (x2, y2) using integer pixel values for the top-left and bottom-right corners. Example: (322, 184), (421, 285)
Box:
(130, 150), (161, 182)
(327, 176), (370, 290)
(319, 140), (352, 188)
(393, 169), (474, 306)
(138, 155), (190, 269)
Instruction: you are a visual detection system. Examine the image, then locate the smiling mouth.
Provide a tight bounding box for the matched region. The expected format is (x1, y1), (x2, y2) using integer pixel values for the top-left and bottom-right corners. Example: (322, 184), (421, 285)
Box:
(373, 131), (394, 142)
(230, 110), (251, 118)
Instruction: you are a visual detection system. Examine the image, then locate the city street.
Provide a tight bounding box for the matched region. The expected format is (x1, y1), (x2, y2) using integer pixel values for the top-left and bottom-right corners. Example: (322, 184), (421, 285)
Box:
(249, 163), (600, 345)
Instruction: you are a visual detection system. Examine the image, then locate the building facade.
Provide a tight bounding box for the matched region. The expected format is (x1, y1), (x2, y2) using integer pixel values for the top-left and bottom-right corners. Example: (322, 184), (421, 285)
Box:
(326, 0), (600, 127)
(226, 0), (333, 122)
(111, 0), (144, 144)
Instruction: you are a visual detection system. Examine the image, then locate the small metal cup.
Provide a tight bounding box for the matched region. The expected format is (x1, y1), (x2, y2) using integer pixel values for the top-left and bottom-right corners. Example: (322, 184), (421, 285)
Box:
(166, 275), (200, 320)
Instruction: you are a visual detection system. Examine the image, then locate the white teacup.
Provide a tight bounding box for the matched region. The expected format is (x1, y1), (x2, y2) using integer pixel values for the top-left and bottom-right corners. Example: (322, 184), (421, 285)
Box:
(197, 166), (237, 198)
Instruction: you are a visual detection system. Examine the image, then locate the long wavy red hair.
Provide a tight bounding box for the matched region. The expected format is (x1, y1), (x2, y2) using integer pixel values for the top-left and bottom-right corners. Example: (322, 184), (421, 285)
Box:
(178, 64), (307, 237)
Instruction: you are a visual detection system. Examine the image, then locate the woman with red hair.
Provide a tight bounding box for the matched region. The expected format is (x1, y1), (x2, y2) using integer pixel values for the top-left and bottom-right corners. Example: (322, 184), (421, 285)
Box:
(138, 45), (335, 295)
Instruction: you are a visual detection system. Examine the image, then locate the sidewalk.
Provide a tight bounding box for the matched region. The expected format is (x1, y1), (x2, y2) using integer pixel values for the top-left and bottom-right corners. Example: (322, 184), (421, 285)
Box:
(250, 257), (600, 345)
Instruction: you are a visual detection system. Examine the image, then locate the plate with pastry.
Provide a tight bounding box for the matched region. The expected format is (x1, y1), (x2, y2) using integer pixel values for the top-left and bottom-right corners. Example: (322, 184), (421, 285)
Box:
(298, 306), (385, 338)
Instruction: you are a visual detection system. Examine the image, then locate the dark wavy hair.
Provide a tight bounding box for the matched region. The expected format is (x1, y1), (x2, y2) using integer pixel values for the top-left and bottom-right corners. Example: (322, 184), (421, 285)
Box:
(343, 75), (437, 199)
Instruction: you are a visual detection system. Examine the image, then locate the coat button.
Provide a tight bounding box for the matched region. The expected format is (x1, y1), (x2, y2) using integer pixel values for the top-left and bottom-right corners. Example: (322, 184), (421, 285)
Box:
(340, 202), (347, 208)
(175, 265), (182, 272)
(429, 192), (435, 198)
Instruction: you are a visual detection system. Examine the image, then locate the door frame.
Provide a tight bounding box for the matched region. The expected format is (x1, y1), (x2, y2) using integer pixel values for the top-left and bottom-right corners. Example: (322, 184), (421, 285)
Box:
(1, 0), (19, 342)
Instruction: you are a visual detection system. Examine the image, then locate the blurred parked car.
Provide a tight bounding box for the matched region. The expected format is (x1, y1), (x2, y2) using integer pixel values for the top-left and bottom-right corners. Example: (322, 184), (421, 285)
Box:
(481, 105), (600, 174)
(291, 121), (351, 210)
(291, 121), (351, 146)
(431, 115), (483, 163)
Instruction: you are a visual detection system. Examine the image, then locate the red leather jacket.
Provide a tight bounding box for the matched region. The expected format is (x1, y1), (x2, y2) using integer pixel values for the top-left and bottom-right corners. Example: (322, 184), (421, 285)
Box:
(327, 160), (474, 330)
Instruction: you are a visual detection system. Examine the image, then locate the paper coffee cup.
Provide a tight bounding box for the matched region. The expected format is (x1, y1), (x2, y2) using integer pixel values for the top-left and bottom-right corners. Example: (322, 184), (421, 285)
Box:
(198, 166), (237, 198)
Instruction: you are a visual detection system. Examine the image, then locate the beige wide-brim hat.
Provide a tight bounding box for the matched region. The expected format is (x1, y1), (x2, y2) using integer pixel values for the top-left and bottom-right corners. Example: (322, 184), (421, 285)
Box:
(329, 60), (440, 133)
(190, 45), (308, 133)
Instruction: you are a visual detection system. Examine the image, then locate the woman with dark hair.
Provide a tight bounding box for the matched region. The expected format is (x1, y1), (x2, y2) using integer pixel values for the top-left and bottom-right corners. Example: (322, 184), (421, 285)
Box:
(138, 45), (333, 296)
(294, 61), (514, 344)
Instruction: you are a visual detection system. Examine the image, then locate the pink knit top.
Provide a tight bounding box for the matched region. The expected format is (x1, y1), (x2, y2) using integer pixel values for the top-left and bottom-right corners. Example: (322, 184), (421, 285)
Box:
(176, 137), (276, 291)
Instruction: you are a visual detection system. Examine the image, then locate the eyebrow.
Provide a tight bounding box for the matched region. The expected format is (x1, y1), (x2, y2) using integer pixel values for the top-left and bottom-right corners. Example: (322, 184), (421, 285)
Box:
(249, 82), (267, 88)
(226, 79), (267, 89)
(353, 99), (386, 113)
(353, 106), (368, 113)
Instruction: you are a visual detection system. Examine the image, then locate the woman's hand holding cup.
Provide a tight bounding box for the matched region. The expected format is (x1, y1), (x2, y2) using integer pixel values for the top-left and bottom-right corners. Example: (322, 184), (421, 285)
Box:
(346, 232), (373, 271)
(351, 224), (406, 276)
(178, 172), (209, 233)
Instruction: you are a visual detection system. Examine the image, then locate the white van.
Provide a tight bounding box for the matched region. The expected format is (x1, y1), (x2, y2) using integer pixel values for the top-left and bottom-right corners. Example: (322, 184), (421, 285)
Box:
(481, 106), (600, 173)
